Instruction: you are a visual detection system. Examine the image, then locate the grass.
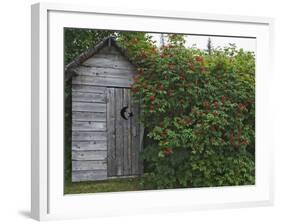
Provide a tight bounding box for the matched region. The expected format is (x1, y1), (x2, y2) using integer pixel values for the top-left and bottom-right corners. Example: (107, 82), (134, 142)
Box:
(64, 177), (144, 194)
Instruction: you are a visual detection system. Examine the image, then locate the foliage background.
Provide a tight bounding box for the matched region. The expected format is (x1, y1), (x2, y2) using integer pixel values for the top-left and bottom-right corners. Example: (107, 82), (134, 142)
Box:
(64, 29), (255, 189)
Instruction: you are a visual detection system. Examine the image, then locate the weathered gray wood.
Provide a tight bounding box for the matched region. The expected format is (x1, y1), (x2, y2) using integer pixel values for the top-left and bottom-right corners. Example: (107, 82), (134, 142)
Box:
(72, 84), (106, 93)
(72, 112), (106, 122)
(72, 121), (106, 131)
(98, 46), (121, 55)
(115, 88), (124, 176)
(107, 88), (117, 177)
(72, 170), (107, 182)
(72, 150), (107, 161)
(82, 55), (133, 70)
(73, 66), (135, 78)
(93, 53), (129, 60)
(72, 131), (107, 141)
(72, 91), (106, 103)
(122, 89), (130, 176)
(72, 75), (133, 88)
(70, 40), (144, 181)
(72, 140), (107, 151)
(127, 90), (132, 174)
(106, 88), (140, 177)
(139, 113), (144, 175)
(65, 37), (116, 81)
(72, 102), (106, 112)
(131, 97), (141, 175)
(72, 160), (107, 171)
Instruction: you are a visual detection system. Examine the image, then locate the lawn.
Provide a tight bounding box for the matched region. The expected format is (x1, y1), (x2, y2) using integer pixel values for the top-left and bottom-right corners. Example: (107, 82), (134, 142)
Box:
(64, 177), (144, 194)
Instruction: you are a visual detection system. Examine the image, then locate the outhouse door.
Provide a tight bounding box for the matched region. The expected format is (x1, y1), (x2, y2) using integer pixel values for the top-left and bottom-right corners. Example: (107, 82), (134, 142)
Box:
(106, 87), (142, 177)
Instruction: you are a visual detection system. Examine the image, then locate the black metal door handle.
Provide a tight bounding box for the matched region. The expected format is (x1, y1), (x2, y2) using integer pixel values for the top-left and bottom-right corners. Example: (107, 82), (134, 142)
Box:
(120, 106), (133, 120)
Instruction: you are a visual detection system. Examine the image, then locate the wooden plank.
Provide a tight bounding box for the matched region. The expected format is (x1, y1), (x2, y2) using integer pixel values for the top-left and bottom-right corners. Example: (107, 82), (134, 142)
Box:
(72, 91), (106, 103)
(72, 131), (107, 141)
(72, 84), (106, 93)
(72, 150), (107, 161)
(72, 170), (107, 182)
(72, 140), (107, 151)
(98, 46), (121, 55)
(72, 121), (106, 131)
(123, 89), (130, 176)
(72, 111), (106, 122)
(139, 117), (144, 175)
(115, 88), (124, 176)
(127, 90), (132, 175)
(92, 53), (129, 61)
(73, 66), (135, 79)
(82, 55), (133, 70)
(131, 97), (141, 175)
(107, 87), (117, 177)
(72, 102), (106, 112)
(72, 160), (107, 171)
(72, 75), (133, 88)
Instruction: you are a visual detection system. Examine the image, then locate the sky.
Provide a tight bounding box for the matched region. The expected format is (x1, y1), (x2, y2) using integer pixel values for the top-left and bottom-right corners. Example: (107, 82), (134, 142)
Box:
(149, 33), (256, 54)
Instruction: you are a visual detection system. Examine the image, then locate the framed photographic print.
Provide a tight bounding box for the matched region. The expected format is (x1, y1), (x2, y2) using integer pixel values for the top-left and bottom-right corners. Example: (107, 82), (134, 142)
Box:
(31, 2), (274, 221)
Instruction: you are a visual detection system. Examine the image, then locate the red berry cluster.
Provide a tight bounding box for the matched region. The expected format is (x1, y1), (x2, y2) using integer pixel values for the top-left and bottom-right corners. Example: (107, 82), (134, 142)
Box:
(163, 147), (173, 155)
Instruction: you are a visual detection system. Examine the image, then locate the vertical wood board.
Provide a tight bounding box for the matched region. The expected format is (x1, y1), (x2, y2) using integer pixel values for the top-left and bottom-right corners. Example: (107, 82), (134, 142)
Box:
(107, 87), (117, 177)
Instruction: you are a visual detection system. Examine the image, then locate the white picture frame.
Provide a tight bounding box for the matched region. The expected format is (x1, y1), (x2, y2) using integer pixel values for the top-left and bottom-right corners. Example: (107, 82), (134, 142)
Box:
(31, 2), (274, 221)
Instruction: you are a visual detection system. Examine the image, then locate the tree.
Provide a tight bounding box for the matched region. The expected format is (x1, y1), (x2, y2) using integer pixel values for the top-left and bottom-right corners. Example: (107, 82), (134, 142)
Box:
(207, 37), (212, 55)
(117, 33), (255, 189)
(64, 28), (116, 64)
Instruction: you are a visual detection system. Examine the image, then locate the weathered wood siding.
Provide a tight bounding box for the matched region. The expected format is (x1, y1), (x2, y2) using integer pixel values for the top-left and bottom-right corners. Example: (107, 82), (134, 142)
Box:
(106, 88), (143, 177)
(71, 45), (143, 182)
(71, 84), (108, 182)
(71, 47), (135, 88)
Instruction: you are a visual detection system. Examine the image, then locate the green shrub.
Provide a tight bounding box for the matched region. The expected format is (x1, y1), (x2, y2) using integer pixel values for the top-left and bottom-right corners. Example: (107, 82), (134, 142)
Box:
(118, 33), (255, 189)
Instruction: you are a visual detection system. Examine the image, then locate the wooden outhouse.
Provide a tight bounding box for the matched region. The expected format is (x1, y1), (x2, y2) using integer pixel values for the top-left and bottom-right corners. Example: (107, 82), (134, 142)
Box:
(65, 37), (143, 182)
